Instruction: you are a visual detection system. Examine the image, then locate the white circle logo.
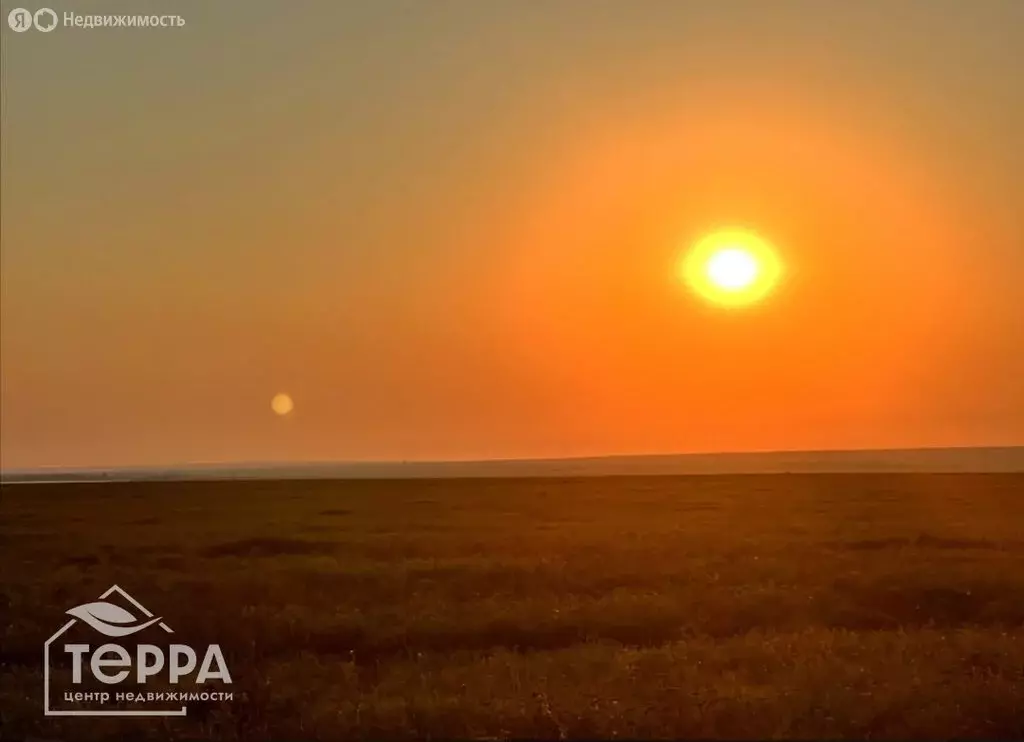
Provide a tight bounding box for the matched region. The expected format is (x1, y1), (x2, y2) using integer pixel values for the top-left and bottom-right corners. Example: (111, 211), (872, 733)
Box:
(33, 7), (58, 32)
(7, 7), (33, 31)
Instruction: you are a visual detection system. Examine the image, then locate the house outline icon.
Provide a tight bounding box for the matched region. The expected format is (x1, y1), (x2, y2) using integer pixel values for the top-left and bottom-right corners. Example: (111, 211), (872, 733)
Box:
(43, 584), (186, 717)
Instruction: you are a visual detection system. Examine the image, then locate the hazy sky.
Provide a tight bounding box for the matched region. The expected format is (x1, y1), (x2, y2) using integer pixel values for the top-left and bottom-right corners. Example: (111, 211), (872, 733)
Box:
(2, 0), (1022, 469)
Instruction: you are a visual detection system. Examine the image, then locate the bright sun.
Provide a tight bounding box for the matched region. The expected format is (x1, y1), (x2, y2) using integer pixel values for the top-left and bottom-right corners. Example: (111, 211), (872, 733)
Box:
(681, 228), (783, 308)
(271, 393), (294, 416)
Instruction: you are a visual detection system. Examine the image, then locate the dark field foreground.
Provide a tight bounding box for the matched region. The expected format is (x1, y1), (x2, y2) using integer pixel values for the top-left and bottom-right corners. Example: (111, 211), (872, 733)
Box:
(2, 474), (1023, 740)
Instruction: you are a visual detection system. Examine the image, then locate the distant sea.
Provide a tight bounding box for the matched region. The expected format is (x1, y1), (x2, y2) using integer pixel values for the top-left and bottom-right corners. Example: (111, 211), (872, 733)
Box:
(3, 446), (1023, 484)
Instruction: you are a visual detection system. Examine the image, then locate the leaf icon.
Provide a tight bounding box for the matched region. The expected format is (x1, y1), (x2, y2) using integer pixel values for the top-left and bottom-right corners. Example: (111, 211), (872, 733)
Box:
(72, 601), (136, 624)
(66, 601), (164, 636)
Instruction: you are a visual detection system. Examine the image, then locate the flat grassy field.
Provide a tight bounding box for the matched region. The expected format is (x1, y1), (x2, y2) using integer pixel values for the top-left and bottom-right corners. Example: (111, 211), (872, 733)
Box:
(2, 474), (1023, 740)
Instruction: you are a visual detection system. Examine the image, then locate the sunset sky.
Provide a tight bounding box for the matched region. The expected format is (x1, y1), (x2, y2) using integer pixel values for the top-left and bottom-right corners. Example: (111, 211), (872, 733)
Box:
(2, 0), (1022, 469)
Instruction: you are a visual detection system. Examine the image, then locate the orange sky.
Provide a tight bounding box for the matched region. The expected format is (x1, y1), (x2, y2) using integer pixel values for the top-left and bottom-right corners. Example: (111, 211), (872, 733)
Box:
(2, 1), (1022, 469)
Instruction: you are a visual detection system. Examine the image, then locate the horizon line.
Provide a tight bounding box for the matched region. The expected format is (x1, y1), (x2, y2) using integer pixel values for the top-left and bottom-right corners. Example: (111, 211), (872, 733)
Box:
(4, 443), (1023, 475)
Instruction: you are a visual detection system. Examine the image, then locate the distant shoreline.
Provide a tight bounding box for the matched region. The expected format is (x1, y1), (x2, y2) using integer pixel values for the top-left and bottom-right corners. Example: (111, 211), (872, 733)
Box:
(3, 446), (1022, 484)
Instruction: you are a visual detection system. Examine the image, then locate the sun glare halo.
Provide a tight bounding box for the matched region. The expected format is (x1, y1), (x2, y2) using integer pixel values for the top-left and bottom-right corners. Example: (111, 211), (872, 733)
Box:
(682, 229), (783, 308)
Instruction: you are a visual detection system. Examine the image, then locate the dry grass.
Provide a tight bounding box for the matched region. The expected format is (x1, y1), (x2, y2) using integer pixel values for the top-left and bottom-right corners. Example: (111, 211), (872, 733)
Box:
(2, 473), (1023, 739)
